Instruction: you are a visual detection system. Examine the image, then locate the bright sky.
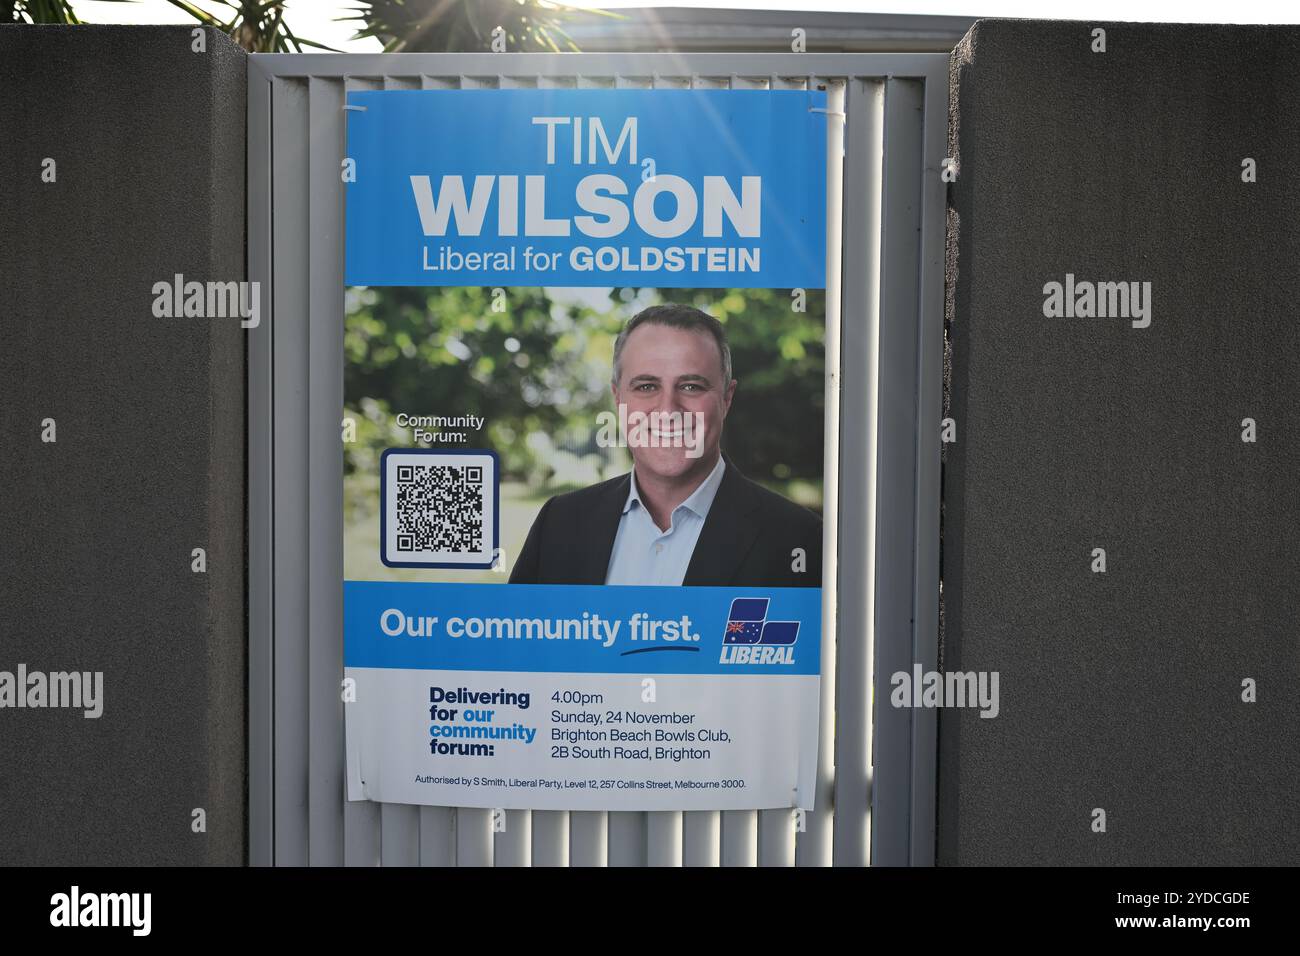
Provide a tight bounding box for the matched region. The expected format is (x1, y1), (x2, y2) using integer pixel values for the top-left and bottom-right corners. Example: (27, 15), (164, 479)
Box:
(71, 0), (1300, 53)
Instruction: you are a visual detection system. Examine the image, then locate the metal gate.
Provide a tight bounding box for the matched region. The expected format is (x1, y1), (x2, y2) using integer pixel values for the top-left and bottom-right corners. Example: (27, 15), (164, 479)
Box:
(247, 51), (945, 866)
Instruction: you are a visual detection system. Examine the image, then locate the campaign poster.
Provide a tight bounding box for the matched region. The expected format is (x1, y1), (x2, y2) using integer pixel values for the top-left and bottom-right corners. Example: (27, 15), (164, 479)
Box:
(343, 89), (829, 811)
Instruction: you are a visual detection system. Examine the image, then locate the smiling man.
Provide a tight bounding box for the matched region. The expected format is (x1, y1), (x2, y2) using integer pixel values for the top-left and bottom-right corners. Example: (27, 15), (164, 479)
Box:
(509, 303), (822, 588)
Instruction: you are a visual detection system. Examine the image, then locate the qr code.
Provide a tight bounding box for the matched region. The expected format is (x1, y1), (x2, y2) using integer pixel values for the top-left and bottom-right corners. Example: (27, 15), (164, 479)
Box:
(382, 450), (498, 568)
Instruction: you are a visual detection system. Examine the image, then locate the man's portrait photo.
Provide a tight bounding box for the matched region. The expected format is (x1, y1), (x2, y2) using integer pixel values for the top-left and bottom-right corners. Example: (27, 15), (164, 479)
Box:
(343, 286), (826, 586)
(509, 303), (823, 588)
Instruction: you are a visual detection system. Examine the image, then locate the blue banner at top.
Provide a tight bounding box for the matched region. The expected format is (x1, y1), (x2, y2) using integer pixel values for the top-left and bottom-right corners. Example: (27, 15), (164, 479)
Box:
(344, 89), (827, 288)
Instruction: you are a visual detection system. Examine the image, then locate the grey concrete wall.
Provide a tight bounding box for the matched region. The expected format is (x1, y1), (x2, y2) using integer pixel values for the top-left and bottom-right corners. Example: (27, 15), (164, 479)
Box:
(941, 20), (1300, 865)
(0, 26), (247, 864)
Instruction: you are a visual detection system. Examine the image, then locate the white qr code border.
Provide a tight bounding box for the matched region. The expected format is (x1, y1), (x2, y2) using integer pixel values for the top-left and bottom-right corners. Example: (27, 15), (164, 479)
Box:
(379, 448), (500, 570)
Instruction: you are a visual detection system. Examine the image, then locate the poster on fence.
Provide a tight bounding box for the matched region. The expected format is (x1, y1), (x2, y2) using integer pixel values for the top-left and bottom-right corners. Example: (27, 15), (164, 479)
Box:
(343, 88), (829, 811)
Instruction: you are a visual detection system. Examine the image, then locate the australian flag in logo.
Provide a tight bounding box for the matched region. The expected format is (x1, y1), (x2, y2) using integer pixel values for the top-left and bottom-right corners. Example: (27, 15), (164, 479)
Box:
(722, 598), (800, 646)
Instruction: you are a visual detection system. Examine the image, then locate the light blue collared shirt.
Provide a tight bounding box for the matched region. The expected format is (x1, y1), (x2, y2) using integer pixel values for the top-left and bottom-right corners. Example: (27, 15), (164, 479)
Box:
(604, 457), (726, 586)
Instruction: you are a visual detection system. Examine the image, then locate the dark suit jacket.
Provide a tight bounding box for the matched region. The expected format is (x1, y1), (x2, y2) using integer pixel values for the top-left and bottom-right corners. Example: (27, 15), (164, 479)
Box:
(509, 460), (822, 587)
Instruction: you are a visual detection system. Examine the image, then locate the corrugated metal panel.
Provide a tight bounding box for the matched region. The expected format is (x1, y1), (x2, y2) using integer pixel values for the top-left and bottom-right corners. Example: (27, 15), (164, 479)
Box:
(248, 51), (946, 867)
(560, 9), (975, 54)
(834, 76), (885, 867)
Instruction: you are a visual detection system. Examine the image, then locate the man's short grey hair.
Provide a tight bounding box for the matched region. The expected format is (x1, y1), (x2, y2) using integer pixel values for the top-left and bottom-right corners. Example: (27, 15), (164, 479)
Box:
(611, 303), (733, 388)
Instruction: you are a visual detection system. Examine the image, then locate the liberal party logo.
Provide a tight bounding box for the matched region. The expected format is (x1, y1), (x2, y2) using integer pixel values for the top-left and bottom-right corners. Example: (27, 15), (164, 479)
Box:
(720, 598), (799, 665)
